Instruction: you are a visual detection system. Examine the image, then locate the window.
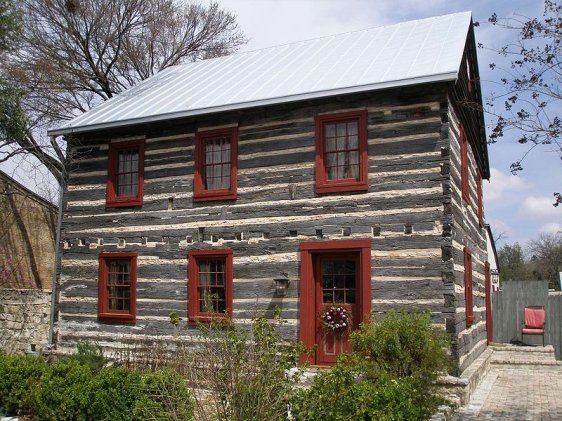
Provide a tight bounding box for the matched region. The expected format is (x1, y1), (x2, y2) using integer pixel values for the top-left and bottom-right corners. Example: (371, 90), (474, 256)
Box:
(98, 252), (137, 323)
(476, 168), (483, 227)
(106, 139), (145, 207)
(194, 128), (238, 201)
(460, 125), (470, 204)
(315, 110), (368, 194)
(464, 247), (474, 327)
(188, 249), (233, 322)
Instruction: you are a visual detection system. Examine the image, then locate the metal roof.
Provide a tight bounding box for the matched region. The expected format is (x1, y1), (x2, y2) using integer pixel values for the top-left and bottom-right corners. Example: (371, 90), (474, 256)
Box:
(49, 11), (472, 136)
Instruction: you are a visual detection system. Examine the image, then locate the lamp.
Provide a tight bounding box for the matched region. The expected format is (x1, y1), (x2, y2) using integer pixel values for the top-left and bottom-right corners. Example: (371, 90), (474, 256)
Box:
(273, 272), (291, 296)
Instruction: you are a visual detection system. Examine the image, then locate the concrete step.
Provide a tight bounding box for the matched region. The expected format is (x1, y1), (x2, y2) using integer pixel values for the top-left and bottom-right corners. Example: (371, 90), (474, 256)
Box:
(489, 344), (561, 367)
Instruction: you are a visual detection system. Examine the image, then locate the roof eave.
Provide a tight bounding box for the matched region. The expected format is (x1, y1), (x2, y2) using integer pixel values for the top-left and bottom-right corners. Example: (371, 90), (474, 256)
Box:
(48, 72), (458, 137)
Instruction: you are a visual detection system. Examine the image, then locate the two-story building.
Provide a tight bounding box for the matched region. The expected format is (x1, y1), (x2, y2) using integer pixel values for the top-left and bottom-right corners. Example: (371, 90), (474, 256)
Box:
(49, 11), (491, 373)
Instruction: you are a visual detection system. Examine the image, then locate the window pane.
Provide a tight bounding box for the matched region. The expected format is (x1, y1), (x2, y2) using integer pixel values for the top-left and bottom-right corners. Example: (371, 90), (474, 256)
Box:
(197, 257), (227, 314)
(106, 259), (131, 312)
(323, 119), (360, 181)
(204, 137), (231, 191)
(116, 149), (139, 197)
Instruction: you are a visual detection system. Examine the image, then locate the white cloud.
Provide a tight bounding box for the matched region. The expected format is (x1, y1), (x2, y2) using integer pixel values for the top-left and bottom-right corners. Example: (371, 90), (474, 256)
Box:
(519, 196), (561, 219)
(484, 167), (530, 207)
(538, 222), (562, 235)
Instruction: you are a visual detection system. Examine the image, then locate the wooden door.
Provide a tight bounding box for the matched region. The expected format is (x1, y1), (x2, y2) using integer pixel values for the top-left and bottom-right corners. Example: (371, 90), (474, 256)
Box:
(315, 253), (359, 364)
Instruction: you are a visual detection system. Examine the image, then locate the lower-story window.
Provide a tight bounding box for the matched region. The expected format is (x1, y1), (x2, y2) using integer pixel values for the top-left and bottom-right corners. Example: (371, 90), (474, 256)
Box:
(98, 252), (137, 323)
(188, 249), (233, 322)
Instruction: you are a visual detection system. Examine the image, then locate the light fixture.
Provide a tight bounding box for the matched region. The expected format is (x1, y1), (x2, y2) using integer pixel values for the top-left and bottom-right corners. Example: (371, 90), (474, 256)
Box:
(273, 272), (291, 296)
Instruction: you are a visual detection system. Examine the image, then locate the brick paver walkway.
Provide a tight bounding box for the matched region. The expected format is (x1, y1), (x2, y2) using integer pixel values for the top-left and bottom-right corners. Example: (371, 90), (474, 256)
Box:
(454, 367), (562, 420)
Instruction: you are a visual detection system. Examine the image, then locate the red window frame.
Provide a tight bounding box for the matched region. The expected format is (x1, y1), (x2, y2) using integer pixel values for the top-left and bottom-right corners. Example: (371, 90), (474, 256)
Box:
(476, 168), (484, 227)
(460, 125), (470, 204)
(464, 247), (474, 327)
(98, 252), (137, 323)
(485, 261), (493, 344)
(106, 139), (145, 207)
(188, 249), (233, 323)
(194, 128), (238, 202)
(314, 110), (368, 194)
(299, 240), (372, 364)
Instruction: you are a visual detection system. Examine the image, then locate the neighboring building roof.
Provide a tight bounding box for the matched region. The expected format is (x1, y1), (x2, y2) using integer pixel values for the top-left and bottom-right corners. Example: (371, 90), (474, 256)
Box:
(0, 170), (57, 210)
(49, 11), (473, 136)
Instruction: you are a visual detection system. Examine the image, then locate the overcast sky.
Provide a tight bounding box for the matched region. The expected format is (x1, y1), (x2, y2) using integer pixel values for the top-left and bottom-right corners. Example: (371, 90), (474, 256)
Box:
(216, 0), (561, 246)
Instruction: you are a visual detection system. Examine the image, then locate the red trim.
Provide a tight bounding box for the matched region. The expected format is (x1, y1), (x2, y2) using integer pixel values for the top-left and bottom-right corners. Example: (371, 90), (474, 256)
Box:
(314, 111), (368, 194)
(460, 125), (470, 204)
(188, 249), (233, 323)
(476, 168), (484, 227)
(106, 139), (145, 208)
(194, 127), (238, 202)
(464, 247), (474, 327)
(98, 252), (137, 323)
(485, 261), (493, 344)
(299, 240), (371, 364)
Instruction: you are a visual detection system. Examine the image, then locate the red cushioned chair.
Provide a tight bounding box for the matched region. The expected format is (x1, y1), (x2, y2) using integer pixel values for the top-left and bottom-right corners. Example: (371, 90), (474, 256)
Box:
(522, 306), (546, 346)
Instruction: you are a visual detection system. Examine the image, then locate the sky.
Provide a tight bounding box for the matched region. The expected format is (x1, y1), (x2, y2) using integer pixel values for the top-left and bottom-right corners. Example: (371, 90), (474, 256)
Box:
(215, 0), (561, 246)
(2, 0), (560, 247)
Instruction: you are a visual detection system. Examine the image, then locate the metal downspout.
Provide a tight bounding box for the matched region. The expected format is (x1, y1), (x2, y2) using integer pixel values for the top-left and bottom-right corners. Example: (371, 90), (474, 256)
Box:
(48, 135), (65, 348)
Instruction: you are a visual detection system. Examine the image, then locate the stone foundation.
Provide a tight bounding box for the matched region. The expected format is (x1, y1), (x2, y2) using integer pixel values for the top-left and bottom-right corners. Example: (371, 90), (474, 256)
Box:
(0, 289), (52, 354)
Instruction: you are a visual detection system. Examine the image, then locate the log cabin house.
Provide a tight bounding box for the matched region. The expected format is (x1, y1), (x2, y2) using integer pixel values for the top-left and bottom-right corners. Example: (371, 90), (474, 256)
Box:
(49, 11), (492, 373)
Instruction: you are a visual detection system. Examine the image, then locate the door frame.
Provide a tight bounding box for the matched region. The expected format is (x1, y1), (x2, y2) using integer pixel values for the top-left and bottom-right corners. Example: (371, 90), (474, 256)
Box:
(299, 239), (371, 364)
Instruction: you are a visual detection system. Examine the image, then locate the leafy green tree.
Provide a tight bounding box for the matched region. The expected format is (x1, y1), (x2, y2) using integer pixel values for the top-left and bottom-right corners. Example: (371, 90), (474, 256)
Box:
(487, 1), (562, 206)
(498, 242), (530, 282)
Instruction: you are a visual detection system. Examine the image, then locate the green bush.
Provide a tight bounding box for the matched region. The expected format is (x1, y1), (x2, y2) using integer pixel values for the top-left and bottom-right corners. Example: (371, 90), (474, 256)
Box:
(68, 341), (106, 373)
(351, 310), (450, 389)
(291, 310), (450, 421)
(29, 358), (94, 421)
(87, 367), (142, 421)
(0, 354), (47, 416)
(133, 368), (194, 421)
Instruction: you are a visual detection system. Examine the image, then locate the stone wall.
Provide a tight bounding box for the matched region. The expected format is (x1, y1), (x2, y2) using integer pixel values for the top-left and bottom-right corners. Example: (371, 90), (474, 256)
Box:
(0, 289), (52, 354)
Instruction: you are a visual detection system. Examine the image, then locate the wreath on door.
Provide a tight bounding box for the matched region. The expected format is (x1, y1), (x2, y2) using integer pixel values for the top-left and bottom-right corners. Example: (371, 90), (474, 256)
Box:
(320, 306), (350, 331)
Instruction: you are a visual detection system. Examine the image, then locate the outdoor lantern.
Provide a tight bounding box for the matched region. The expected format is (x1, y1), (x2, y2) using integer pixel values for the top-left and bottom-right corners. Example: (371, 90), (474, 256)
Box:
(273, 274), (291, 296)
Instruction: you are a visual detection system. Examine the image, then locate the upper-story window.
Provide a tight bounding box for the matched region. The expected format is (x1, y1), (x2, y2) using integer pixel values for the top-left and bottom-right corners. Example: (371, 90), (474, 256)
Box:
(98, 252), (137, 323)
(194, 127), (238, 201)
(188, 249), (233, 323)
(315, 110), (368, 194)
(460, 125), (470, 204)
(106, 139), (145, 207)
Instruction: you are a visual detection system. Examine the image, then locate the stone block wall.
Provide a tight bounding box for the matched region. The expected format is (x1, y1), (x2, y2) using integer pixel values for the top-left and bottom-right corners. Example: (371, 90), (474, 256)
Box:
(0, 289), (52, 354)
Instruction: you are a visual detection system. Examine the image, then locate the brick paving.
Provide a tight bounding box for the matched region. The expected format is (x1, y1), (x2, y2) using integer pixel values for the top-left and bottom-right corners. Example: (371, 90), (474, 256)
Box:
(454, 366), (562, 420)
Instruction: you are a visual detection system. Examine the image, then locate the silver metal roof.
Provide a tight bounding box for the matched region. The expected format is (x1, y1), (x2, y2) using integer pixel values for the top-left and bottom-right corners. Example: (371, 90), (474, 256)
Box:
(49, 11), (472, 136)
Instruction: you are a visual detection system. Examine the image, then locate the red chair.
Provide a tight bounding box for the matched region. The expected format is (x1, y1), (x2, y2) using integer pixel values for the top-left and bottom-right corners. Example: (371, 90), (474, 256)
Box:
(522, 306), (546, 346)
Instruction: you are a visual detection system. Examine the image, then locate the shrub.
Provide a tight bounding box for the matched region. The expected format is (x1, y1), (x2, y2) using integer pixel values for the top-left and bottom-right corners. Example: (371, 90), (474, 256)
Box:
(29, 358), (94, 420)
(351, 310), (451, 389)
(87, 367), (142, 421)
(133, 368), (194, 421)
(291, 310), (451, 421)
(184, 309), (304, 421)
(0, 354), (46, 416)
(66, 341), (106, 373)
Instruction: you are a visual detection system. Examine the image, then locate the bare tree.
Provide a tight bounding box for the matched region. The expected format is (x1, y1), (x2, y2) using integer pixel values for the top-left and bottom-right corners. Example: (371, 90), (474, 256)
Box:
(1, 0), (246, 183)
(485, 1), (562, 206)
(527, 232), (562, 289)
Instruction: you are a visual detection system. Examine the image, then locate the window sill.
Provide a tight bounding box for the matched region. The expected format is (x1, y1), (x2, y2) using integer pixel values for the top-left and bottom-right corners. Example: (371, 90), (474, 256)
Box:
(98, 313), (136, 324)
(106, 197), (143, 208)
(316, 181), (368, 194)
(193, 190), (237, 202)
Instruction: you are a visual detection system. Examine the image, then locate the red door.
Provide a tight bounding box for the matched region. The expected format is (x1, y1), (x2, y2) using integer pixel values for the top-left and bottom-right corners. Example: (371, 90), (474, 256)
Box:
(315, 253), (359, 364)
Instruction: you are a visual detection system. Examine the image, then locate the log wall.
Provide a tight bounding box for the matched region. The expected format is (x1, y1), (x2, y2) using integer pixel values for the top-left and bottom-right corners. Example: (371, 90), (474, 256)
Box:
(447, 99), (488, 373)
(56, 84), (486, 371)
